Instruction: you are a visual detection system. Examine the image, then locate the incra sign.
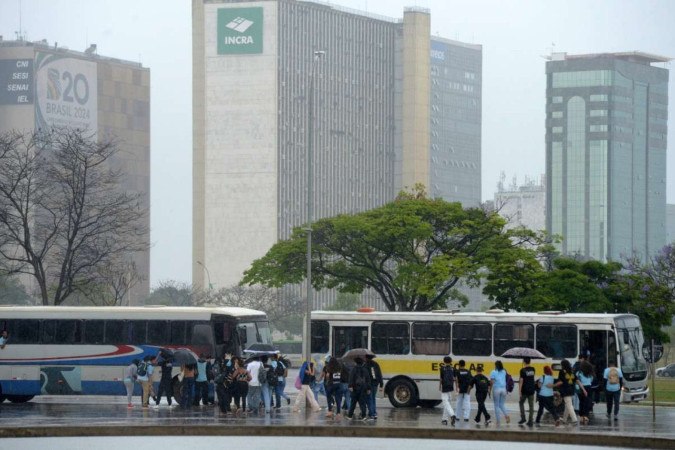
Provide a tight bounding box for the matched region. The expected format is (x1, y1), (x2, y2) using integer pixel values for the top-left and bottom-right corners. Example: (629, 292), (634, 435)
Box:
(217, 7), (263, 55)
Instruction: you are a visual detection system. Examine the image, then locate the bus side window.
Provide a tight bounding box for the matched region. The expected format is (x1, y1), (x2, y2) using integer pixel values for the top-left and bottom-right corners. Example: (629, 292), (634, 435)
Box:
(372, 322), (410, 355)
(452, 323), (492, 356)
(170, 321), (187, 344)
(192, 323), (213, 346)
(104, 320), (126, 345)
(84, 320), (105, 344)
(6, 319), (40, 344)
(147, 320), (169, 345)
(129, 321), (148, 344)
(412, 322), (450, 355)
(55, 320), (80, 344)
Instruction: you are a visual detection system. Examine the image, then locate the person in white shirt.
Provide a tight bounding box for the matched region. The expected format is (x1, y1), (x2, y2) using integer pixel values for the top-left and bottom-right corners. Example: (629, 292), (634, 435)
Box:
(247, 357), (263, 414)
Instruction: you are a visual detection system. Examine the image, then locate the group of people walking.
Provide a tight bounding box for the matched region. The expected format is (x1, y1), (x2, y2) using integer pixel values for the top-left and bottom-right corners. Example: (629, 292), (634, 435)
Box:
(439, 355), (625, 427)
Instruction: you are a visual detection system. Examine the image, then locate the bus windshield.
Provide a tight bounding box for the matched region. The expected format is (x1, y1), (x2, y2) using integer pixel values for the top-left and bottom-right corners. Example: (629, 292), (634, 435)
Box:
(236, 321), (273, 348)
(616, 318), (647, 374)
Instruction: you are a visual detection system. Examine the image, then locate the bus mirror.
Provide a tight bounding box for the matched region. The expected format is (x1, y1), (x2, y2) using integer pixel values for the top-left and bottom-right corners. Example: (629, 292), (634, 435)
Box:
(623, 331), (629, 345)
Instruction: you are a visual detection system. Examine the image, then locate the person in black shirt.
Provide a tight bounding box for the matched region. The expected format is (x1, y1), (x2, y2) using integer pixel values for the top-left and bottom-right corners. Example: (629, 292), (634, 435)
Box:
(455, 359), (472, 422)
(439, 356), (456, 426)
(554, 359), (587, 424)
(471, 365), (491, 425)
(518, 357), (536, 426)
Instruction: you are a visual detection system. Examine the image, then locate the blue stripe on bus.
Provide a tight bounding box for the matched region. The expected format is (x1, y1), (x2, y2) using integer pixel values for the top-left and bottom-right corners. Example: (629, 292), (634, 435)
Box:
(1, 379), (41, 396)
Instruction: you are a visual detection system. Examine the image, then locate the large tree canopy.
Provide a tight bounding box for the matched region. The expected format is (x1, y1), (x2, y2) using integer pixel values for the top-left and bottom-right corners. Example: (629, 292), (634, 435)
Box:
(242, 191), (540, 311)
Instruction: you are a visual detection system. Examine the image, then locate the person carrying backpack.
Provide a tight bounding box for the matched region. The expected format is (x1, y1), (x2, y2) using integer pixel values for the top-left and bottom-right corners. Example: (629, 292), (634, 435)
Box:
(439, 356), (456, 426)
(323, 355), (345, 419)
(554, 359), (587, 424)
(346, 357), (372, 420)
(137, 356), (153, 408)
(292, 360), (322, 413)
(603, 360), (623, 421)
(258, 355), (273, 414)
(271, 353), (290, 409)
(471, 365), (491, 425)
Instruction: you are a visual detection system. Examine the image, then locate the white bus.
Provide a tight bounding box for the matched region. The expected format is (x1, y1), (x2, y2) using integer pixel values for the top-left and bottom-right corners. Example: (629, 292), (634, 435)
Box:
(0, 306), (271, 403)
(311, 309), (649, 407)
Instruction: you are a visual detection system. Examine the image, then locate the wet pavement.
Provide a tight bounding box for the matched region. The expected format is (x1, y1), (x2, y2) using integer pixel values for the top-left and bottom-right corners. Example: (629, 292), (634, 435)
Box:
(0, 395), (673, 449)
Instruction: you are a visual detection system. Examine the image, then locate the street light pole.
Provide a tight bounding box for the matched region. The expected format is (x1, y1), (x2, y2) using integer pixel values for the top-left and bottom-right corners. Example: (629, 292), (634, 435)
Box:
(196, 260), (213, 291)
(304, 50), (325, 365)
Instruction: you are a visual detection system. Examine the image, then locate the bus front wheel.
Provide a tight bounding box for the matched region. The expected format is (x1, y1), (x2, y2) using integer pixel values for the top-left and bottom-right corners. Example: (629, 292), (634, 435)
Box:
(387, 379), (418, 408)
(6, 395), (34, 403)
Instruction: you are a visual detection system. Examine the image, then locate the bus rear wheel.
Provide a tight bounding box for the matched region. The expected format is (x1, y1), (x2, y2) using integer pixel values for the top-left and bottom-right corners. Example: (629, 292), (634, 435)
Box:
(6, 395), (34, 403)
(418, 400), (441, 408)
(387, 379), (418, 408)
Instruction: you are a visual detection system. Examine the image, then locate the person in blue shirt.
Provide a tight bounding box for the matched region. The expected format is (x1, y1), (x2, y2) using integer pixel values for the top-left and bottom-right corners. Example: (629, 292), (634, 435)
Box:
(194, 353), (209, 406)
(576, 360), (594, 424)
(603, 360), (623, 421)
(535, 365), (560, 426)
(489, 360), (510, 425)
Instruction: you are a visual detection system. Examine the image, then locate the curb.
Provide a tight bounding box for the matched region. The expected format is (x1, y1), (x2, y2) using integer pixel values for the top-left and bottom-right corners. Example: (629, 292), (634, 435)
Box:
(0, 425), (672, 449)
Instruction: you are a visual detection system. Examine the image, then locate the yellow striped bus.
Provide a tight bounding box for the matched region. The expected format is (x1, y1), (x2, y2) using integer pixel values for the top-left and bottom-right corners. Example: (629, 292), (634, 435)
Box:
(310, 309), (648, 407)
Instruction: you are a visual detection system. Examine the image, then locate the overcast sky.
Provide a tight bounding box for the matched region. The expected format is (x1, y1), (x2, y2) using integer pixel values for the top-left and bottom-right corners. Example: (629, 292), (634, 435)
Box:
(1, 0), (675, 287)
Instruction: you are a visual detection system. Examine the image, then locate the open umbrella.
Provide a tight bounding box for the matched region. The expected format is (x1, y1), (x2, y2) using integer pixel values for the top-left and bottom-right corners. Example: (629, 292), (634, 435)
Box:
(171, 348), (198, 366)
(342, 348), (375, 362)
(501, 347), (546, 360)
(243, 343), (279, 355)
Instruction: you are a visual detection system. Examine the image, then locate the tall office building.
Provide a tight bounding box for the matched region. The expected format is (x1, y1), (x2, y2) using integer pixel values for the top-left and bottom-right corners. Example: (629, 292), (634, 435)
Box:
(0, 39), (151, 304)
(546, 52), (669, 262)
(494, 175), (546, 233)
(193, 0), (482, 305)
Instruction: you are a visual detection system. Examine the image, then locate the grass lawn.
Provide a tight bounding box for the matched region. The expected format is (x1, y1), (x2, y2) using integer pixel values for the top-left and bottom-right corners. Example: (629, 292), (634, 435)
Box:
(646, 377), (675, 403)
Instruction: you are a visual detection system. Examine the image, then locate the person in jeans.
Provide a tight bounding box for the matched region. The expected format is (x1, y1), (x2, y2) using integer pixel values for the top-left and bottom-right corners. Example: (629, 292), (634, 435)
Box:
(554, 359), (587, 424)
(293, 360), (322, 413)
(439, 356), (456, 426)
(246, 356), (263, 414)
(535, 365), (560, 426)
(259, 355), (273, 414)
(194, 354), (209, 406)
(489, 360), (510, 425)
(471, 365), (491, 425)
(346, 357), (372, 420)
(603, 360), (623, 421)
(271, 354), (290, 408)
(180, 363), (196, 409)
(123, 359), (139, 408)
(518, 357), (536, 426)
(323, 355), (344, 419)
(455, 359), (472, 422)
(365, 354), (383, 419)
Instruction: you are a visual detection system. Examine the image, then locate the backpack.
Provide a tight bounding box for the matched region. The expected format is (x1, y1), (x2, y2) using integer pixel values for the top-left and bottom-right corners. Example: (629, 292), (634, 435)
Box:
(608, 367), (620, 384)
(266, 365), (278, 386)
(137, 361), (147, 377)
(506, 372), (514, 393)
(441, 365), (455, 388)
(353, 366), (367, 389)
(257, 364), (268, 385)
(274, 361), (286, 377)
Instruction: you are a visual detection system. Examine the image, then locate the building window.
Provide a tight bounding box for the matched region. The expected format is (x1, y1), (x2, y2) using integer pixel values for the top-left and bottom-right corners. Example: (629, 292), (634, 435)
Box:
(552, 70), (612, 88)
(590, 94), (608, 102)
(552, 126), (563, 133)
(590, 110), (607, 117)
(590, 124), (608, 132)
(552, 96), (563, 104)
(552, 111), (563, 119)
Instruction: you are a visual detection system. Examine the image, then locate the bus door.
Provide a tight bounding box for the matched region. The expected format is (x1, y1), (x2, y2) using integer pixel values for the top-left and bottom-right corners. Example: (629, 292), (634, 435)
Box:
(332, 326), (368, 358)
(579, 326), (615, 384)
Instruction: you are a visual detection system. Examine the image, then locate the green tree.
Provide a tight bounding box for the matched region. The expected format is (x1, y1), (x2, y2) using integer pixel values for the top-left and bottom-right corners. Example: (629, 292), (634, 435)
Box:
(326, 292), (361, 311)
(242, 189), (541, 311)
(0, 275), (34, 305)
(145, 280), (195, 306)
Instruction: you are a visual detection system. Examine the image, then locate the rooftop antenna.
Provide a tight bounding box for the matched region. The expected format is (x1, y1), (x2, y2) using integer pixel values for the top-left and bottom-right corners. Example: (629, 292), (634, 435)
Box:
(18, 0), (23, 40)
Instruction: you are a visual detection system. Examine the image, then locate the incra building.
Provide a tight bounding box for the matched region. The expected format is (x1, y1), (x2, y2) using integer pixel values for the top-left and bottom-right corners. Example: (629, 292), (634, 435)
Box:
(193, 0), (482, 305)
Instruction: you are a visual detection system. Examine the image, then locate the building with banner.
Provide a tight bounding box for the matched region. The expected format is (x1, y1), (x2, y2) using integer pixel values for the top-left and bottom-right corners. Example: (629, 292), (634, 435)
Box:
(0, 38), (151, 304)
(545, 52), (670, 262)
(192, 0), (483, 310)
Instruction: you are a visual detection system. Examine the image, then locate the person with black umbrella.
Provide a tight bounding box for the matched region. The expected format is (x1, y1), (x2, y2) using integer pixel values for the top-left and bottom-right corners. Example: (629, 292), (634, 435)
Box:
(346, 357), (372, 420)
(155, 355), (174, 406)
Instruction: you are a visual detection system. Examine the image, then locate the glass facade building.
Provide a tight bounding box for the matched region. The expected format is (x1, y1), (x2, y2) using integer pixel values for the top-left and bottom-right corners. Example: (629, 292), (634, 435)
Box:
(546, 52), (669, 261)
